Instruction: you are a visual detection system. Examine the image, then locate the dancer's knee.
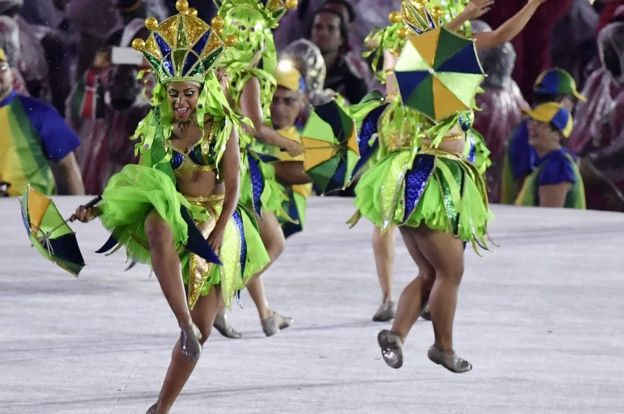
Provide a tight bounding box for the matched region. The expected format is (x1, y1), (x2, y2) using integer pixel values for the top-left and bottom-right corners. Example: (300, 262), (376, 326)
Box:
(145, 213), (171, 245)
(198, 325), (212, 345)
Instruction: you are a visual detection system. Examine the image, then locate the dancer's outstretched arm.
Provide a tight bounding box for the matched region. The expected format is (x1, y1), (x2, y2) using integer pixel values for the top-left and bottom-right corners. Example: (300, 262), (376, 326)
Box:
(446, 0), (552, 50)
(446, 0), (494, 32)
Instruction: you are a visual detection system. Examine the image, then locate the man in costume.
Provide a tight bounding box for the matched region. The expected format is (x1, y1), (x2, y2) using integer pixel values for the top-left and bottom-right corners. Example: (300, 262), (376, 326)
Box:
(500, 67), (585, 204)
(515, 102), (585, 208)
(0, 47), (84, 196)
(271, 60), (313, 238)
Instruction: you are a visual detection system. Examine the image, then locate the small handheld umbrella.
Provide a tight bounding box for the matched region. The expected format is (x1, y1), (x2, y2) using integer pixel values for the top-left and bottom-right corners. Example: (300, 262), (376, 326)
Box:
(394, 26), (485, 121)
(301, 100), (358, 194)
(19, 186), (100, 276)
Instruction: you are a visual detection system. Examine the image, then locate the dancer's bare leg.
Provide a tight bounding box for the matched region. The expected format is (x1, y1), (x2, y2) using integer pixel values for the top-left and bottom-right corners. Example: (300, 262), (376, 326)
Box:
(247, 210), (285, 321)
(145, 211), (193, 330)
(152, 288), (223, 414)
(411, 226), (464, 353)
(372, 226), (395, 304)
(391, 227), (435, 340)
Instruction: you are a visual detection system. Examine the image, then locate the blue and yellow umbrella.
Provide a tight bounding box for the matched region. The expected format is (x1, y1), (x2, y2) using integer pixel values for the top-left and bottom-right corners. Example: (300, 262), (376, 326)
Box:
(394, 26), (484, 121)
(301, 100), (358, 194)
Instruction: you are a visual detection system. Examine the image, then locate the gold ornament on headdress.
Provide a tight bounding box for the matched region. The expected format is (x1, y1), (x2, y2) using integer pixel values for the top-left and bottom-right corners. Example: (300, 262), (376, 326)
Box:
(400, 0), (443, 35)
(132, 0), (226, 84)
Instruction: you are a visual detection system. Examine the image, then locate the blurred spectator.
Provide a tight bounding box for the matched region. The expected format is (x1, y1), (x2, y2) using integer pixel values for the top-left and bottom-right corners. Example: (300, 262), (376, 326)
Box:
(67, 19), (151, 194)
(65, 0), (121, 78)
(274, 0), (322, 50)
(596, 0), (624, 32)
(515, 102), (585, 208)
(0, 15), (26, 94)
(105, 0), (166, 46)
(482, 0), (571, 101)
(320, 0), (372, 86)
(500, 68), (585, 204)
(568, 19), (624, 211)
(20, 0), (64, 28)
(282, 38), (333, 106)
(15, 0), (73, 113)
(308, 8), (367, 104)
(0, 47), (84, 196)
(0, 3), (52, 104)
(471, 20), (529, 203)
(549, 0), (598, 90)
(163, 0), (214, 21)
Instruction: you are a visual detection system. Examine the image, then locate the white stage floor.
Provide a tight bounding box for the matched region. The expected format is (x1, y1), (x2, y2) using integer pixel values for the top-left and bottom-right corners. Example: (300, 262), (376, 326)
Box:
(1, 196), (623, 413)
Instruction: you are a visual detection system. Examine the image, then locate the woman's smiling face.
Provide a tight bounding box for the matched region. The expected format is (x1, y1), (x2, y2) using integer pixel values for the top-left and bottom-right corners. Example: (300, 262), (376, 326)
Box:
(166, 81), (202, 122)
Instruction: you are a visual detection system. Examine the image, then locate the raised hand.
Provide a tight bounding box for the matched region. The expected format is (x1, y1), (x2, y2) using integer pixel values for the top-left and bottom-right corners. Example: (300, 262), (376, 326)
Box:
(463, 0), (495, 19)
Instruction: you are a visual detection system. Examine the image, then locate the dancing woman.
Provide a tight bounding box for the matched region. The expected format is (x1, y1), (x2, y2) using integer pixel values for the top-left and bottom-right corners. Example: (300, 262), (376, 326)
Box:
(363, 0), (555, 323)
(74, 2), (269, 412)
(353, 1), (491, 373)
(212, 0), (301, 337)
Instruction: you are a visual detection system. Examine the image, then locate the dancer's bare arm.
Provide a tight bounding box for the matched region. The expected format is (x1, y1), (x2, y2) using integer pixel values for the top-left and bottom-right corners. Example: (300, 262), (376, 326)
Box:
(446, 0), (495, 32)
(208, 128), (241, 251)
(473, 0), (551, 50)
(240, 77), (303, 157)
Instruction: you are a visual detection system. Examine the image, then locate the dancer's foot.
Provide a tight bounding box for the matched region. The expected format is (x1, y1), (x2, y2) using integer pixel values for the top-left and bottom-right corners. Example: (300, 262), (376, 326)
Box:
(419, 305), (431, 321)
(372, 301), (396, 322)
(261, 311), (293, 336)
(146, 402), (158, 414)
(377, 329), (403, 369)
(213, 311), (242, 339)
(180, 323), (202, 361)
(427, 345), (472, 373)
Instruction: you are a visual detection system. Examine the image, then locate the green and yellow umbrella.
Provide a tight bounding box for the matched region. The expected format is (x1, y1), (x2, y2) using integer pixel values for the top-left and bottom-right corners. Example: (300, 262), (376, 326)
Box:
(394, 26), (484, 121)
(301, 100), (358, 194)
(19, 186), (88, 276)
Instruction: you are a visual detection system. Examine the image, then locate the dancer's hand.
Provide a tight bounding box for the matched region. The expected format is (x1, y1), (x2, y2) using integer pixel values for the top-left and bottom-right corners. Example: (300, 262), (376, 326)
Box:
(207, 224), (225, 252)
(70, 196), (102, 223)
(283, 140), (304, 157)
(463, 0), (495, 19)
(71, 205), (99, 223)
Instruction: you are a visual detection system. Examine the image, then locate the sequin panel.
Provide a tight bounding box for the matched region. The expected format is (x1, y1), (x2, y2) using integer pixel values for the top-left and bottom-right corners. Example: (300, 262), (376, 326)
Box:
(162, 54), (175, 77)
(232, 210), (247, 275)
(192, 31), (210, 56)
(353, 104), (387, 177)
(154, 33), (172, 57)
(170, 150), (184, 170)
(182, 52), (199, 76)
(403, 154), (435, 221)
(247, 153), (265, 216)
(467, 136), (476, 164)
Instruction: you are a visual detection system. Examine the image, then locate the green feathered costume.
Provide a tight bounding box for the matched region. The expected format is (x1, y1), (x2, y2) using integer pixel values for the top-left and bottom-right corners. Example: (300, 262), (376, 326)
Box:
(351, 2), (492, 250)
(96, 6), (269, 309)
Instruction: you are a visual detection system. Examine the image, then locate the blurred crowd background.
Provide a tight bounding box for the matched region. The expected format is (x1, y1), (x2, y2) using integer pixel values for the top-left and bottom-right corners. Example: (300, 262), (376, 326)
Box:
(1, 0), (623, 211)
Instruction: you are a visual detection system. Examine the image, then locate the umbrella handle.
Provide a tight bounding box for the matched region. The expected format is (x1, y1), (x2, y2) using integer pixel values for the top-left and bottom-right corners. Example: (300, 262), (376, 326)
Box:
(47, 196), (103, 235)
(83, 195), (103, 209)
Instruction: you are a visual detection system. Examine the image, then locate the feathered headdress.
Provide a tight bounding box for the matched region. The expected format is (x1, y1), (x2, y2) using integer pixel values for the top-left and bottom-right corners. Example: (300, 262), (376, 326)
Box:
(215, 0), (298, 29)
(131, 0), (235, 84)
(364, 0), (468, 81)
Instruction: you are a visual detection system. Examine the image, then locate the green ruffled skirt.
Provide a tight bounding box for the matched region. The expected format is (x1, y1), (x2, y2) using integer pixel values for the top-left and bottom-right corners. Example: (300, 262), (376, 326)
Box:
(99, 164), (269, 308)
(354, 149), (491, 248)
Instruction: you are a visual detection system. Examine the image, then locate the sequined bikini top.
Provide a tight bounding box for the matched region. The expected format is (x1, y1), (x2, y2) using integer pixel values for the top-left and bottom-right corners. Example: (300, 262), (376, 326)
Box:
(170, 122), (220, 174)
